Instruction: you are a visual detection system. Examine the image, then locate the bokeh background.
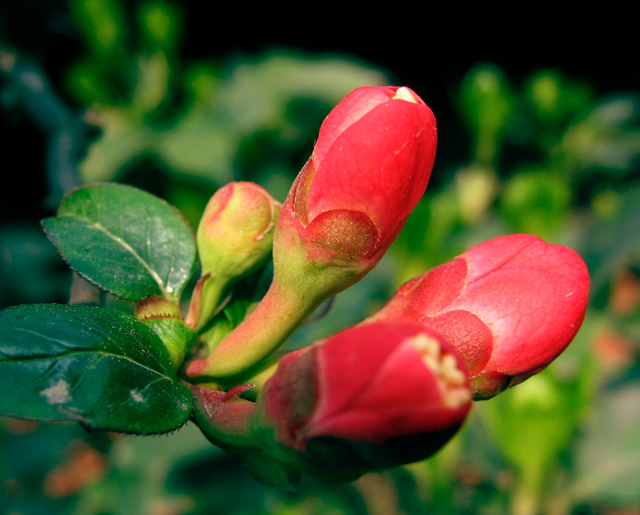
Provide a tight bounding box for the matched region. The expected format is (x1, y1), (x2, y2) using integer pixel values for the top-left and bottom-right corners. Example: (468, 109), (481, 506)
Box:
(1, 2), (639, 514)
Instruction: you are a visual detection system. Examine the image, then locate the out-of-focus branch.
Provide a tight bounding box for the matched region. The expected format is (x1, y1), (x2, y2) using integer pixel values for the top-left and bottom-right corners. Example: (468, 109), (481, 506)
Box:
(0, 47), (88, 206)
(1, 47), (99, 305)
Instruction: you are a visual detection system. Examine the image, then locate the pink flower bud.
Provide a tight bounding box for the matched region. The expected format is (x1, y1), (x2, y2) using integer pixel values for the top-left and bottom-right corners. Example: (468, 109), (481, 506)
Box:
(253, 322), (471, 480)
(278, 86), (437, 266)
(187, 182), (280, 331)
(370, 234), (590, 399)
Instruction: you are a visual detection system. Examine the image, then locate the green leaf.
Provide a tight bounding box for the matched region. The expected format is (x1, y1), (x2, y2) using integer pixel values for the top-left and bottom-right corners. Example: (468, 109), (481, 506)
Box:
(42, 183), (196, 302)
(0, 303), (192, 434)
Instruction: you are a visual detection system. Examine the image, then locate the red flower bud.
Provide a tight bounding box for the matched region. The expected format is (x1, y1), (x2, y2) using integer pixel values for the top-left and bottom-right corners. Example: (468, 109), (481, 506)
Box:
(187, 86), (437, 382)
(279, 86), (437, 265)
(254, 322), (471, 480)
(370, 234), (590, 399)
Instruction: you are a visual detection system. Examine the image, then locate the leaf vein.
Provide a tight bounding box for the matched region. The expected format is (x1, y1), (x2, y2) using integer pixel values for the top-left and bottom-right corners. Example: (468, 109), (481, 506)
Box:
(67, 214), (170, 298)
(1, 349), (175, 381)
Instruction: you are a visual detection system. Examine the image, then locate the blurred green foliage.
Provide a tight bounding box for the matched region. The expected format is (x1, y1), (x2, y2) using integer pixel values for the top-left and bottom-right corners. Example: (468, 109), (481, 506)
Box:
(2, 1), (640, 514)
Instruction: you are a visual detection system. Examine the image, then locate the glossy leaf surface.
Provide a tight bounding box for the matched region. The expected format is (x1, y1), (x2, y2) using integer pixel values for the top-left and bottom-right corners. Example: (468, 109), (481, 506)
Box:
(0, 304), (192, 434)
(42, 183), (196, 302)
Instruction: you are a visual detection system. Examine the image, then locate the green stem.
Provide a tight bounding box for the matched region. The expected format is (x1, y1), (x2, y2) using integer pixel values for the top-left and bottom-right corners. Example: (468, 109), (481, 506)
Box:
(185, 273), (227, 331)
(511, 464), (545, 515)
(186, 275), (322, 384)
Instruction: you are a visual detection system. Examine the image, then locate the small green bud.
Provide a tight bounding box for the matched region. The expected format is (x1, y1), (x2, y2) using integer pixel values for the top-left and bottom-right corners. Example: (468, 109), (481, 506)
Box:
(187, 182), (280, 331)
(198, 181), (280, 279)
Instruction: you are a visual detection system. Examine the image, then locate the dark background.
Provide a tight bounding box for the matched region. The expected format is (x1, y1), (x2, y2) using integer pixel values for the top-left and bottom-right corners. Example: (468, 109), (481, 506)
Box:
(1, 2), (636, 223)
(2, 3), (636, 101)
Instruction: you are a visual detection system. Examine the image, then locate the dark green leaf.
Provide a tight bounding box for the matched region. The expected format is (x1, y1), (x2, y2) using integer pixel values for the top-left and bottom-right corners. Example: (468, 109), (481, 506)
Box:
(42, 183), (196, 302)
(0, 303), (192, 434)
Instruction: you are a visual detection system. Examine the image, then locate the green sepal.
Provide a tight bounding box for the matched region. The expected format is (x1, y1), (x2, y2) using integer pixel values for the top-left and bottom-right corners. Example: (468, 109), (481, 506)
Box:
(135, 295), (197, 368)
(139, 316), (197, 370)
(189, 383), (300, 488)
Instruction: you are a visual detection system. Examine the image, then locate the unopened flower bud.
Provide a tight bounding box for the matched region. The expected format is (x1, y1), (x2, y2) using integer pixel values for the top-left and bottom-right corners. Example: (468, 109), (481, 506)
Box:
(276, 85), (436, 272)
(253, 322), (472, 481)
(186, 182), (280, 331)
(369, 234), (590, 399)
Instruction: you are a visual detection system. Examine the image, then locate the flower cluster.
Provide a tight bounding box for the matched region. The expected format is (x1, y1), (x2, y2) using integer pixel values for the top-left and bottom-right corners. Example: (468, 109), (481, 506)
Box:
(186, 86), (589, 485)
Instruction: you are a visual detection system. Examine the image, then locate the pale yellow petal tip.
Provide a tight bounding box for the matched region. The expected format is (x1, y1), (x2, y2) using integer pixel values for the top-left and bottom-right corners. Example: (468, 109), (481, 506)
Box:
(408, 333), (471, 409)
(392, 87), (421, 104)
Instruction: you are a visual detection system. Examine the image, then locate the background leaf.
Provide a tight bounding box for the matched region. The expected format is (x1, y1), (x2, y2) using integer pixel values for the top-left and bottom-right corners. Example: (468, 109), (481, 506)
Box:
(571, 383), (640, 505)
(0, 303), (192, 434)
(42, 183), (196, 302)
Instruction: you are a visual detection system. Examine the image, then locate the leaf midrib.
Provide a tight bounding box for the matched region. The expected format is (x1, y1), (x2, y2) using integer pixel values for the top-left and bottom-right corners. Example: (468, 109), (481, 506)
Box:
(66, 213), (171, 299)
(0, 347), (176, 382)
